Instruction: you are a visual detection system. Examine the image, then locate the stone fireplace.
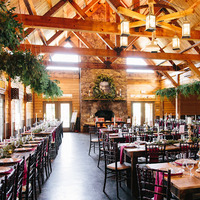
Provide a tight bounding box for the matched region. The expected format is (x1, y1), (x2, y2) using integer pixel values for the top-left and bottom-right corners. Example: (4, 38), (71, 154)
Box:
(80, 69), (128, 131)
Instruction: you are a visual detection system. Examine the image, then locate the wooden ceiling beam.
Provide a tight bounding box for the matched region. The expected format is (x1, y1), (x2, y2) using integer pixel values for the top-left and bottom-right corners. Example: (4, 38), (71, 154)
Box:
(72, 32), (105, 63)
(187, 60), (200, 80)
(46, 0), (53, 8)
(19, 44), (200, 61)
(44, 60), (180, 71)
(69, 0), (89, 19)
(17, 14), (200, 41)
(160, 71), (178, 87)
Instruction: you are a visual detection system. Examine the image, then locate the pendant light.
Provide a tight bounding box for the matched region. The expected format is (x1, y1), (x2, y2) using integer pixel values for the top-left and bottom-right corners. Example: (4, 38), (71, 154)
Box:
(146, 3), (156, 32)
(172, 35), (180, 50)
(120, 36), (128, 48)
(121, 20), (130, 36)
(182, 20), (190, 38)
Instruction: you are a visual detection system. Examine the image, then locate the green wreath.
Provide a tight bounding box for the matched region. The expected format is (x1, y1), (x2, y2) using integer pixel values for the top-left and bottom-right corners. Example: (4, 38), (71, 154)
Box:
(93, 74), (116, 100)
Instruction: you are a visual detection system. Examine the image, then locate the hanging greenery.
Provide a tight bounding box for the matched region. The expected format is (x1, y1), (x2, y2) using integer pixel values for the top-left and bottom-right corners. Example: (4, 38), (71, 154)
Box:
(0, 50), (63, 98)
(156, 81), (200, 99)
(0, 1), (23, 51)
(93, 74), (116, 100)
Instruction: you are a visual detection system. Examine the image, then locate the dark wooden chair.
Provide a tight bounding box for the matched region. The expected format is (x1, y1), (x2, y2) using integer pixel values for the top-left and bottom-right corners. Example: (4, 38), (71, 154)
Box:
(145, 143), (166, 163)
(22, 152), (37, 200)
(180, 142), (199, 160)
(103, 141), (131, 198)
(2, 167), (16, 200)
(36, 142), (43, 193)
(0, 182), (4, 200)
(46, 135), (52, 178)
(14, 157), (25, 200)
(41, 137), (48, 183)
(88, 126), (98, 155)
(136, 165), (171, 200)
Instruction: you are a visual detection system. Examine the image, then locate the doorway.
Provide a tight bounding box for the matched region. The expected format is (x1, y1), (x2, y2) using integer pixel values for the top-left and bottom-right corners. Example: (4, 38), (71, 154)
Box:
(132, 102), (154, 126)
(0, 94), (5, 141)
(43, 101), (72, 132)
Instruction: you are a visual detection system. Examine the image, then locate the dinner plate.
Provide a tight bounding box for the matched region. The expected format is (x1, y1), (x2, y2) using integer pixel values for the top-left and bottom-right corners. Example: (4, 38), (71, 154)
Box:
(125, 143), (137, 148)
(14, 147), (33, 152)
(0, 167), (12, 174)
(175, 159), (198, 166)
(23, 144), (38, 147)
(0, 157), (22, 164)
(29, 141), (41, 144)
(160, 167), (184, 175)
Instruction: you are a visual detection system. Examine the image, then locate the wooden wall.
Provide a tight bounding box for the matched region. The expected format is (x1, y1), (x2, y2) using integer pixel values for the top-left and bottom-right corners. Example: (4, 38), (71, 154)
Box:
(33, 71), (80, 120)
(127, 73), (161, 118)
(0, 73), (33, 138)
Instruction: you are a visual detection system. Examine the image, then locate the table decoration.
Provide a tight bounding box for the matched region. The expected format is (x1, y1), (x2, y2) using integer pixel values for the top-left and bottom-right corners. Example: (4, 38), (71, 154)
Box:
(0, 167), (12, 174)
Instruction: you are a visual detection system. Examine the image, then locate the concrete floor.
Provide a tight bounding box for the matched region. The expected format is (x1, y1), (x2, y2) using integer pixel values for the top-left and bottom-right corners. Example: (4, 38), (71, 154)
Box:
(38, 132), (134, 200)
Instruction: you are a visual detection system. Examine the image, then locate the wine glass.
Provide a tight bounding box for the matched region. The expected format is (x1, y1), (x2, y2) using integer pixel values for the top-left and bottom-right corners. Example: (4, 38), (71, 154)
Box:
(14, 140), (18, 148)
(186, 161), (194, 176)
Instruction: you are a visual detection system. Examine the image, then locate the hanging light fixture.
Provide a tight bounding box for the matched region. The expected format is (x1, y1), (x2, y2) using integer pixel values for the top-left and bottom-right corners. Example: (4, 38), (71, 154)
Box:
(121, 20), (130, 36)
(182, 20), (190, 38)
(172, 35), (180, 50)
(144, 32), (159, 53)
(120, 36), (128, 48)
(146, 3), (156, 32)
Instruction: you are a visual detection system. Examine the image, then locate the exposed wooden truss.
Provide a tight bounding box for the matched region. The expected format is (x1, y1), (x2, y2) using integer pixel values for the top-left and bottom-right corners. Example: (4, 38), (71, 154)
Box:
(19, 44), (200, 61)
(43, 61), (182, 71)
(15, 14), (200, 41)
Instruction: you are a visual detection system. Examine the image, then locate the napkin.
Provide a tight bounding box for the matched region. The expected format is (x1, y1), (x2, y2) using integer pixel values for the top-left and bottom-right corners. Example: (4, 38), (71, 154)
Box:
(154, 172), (163, 200)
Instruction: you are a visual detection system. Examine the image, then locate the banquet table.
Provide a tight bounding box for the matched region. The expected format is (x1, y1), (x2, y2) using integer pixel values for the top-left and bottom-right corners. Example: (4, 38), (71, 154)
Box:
(147, 162), (200, 200)
(120, 143), (180, 197)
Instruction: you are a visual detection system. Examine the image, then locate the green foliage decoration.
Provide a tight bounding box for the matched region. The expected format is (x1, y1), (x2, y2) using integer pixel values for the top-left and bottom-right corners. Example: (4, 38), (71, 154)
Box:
(156, 81), (200, 100)
(0, 1), (23, 51)
(93, 74), (116, 100)
(0, 50), (63, 98)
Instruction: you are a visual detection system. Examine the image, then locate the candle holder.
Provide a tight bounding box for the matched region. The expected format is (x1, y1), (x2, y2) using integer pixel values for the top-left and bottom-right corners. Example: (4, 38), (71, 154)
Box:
(187, 124), (193, 143)
(196, 151), (200, 172)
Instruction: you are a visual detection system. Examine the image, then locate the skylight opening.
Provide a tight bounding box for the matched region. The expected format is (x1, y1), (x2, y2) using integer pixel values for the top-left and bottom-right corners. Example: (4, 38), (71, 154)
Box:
(126, 58), (147, 66)
(126, 69), (154, 73)
(51, 42), (80, 63)
(46, 66), (79, 71)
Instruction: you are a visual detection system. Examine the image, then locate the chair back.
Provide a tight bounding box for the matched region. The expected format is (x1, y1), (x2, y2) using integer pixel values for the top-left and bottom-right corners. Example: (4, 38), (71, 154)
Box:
(145, 143), (166, 163)
(25, 152), (36, 199)
(2, 168), (16, 200)
(180, 142), (199, 159)
(14, 157), (25, 200)
(136, 165), (171, 200)
(103, 141), (118, 169)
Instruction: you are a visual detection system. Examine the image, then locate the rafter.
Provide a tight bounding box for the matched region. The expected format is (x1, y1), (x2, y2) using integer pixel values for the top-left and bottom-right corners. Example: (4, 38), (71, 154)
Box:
(160, 71), (178, 87)
(187, 60), (200, 80)
(16, 14), (200, 41)
(44, 61), (182, 71)
(19, 44), (200, 61)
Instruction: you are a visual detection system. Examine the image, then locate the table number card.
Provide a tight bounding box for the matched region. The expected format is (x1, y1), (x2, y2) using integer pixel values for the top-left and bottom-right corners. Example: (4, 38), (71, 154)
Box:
(179, 125), (185, 133)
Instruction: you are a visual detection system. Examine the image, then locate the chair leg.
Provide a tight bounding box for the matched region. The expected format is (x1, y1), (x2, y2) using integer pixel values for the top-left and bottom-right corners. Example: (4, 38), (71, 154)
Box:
(88, 142), (91, 155)
(116, 171), (119, 199)
(97, 150), (101, 168)
(94, 143), (95, 153)
(103, 169), (107, 193)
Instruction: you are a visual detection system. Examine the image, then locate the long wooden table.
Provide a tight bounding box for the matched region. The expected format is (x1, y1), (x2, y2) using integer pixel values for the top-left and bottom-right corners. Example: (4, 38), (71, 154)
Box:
(147, 162), (200, 200)
(120, 143), (180, 197)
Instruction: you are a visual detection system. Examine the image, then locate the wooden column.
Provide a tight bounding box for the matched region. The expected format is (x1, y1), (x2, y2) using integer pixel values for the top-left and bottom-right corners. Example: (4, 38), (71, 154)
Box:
(24, 86), (27, 127)
(176, 74), (181, 119)
(32, 91), (35, 126)
(7, 77), (11, 138)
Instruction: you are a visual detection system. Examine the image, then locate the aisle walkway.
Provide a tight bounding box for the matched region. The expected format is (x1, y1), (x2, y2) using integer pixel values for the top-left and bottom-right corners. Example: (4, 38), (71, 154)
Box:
(38, 132), (133, 200)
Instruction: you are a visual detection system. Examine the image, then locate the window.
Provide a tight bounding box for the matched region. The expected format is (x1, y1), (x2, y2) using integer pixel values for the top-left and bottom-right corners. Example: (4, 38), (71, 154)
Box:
(46, 103), (56, 121)
(132, 102), (154, 126)
(46, 42), (80, 71)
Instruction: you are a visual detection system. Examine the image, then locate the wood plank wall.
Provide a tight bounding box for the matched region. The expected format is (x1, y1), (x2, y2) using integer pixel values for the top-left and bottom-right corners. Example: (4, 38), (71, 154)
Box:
(0, 73), (33, 138)
(161, 70), (200, 117)
(33, 72), (80, 120)
(127, 73), (161, 118)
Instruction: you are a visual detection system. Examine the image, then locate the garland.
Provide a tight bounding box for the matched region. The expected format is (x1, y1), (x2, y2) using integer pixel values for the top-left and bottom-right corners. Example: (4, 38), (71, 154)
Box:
(0, 51), (63, 98)
(0, 1), (23, 51)
(156, 81), (200, 99)
(93, 74), (116, 100)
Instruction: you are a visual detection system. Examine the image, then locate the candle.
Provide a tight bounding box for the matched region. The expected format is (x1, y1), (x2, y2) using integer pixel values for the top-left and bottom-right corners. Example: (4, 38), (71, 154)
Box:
(119, 89), (122, 97)
(24, 126), (26, 133)
(36, 113), (37, 126)
(195, 115), (196, 121)
(187, 117), (192, 125)
(89, 90), (91, 97)
(114, 115), (116, 126)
